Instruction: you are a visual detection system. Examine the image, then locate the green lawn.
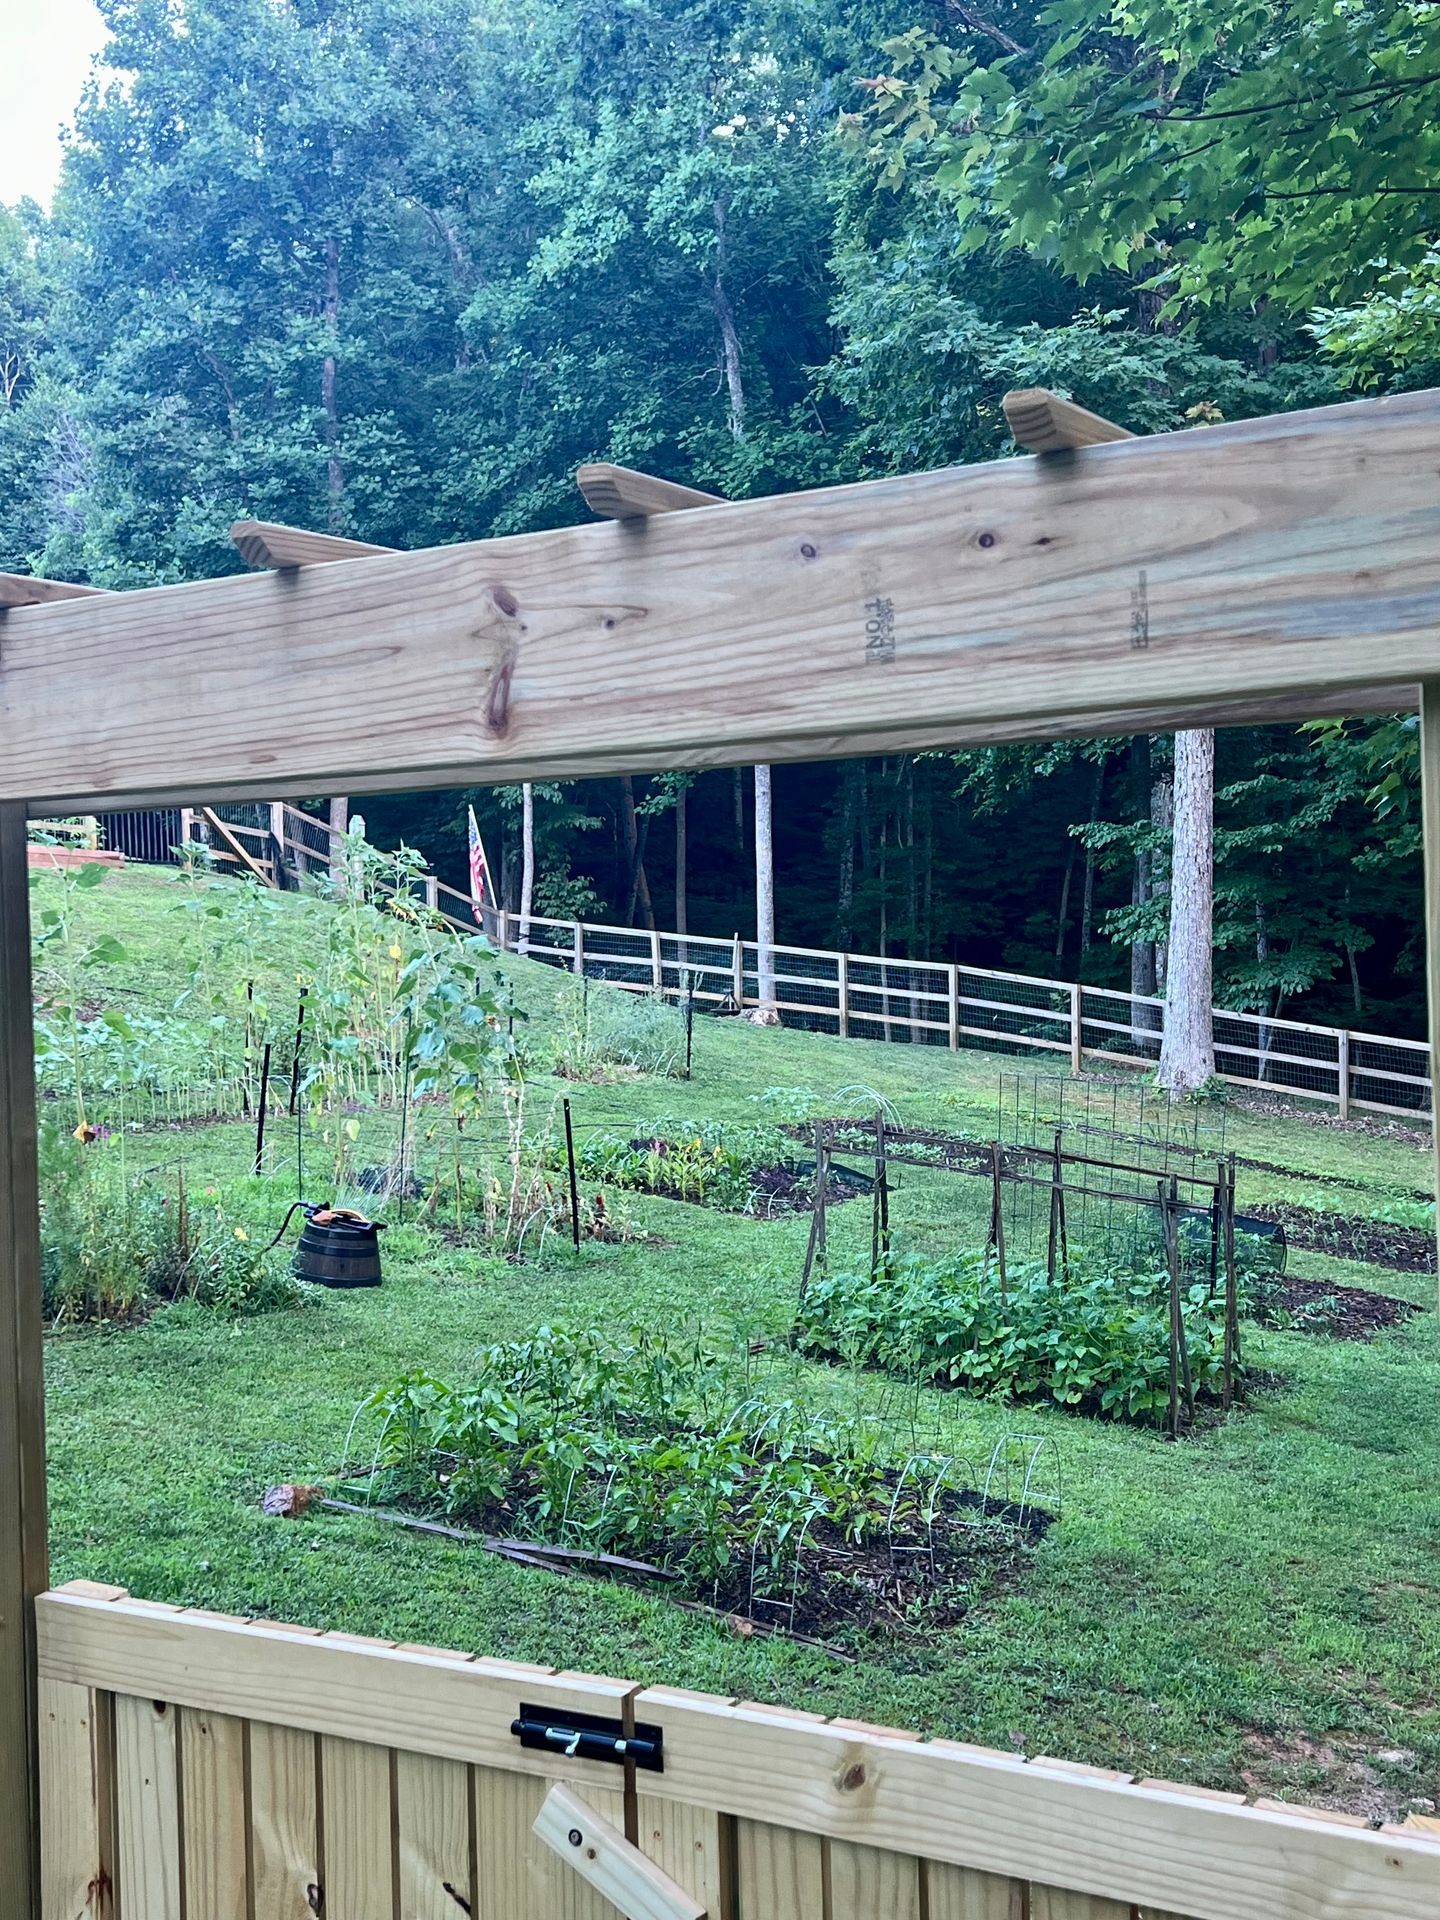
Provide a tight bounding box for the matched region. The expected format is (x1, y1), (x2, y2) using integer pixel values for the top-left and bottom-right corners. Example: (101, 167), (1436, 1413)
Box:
(35, 866), (1440, 1821)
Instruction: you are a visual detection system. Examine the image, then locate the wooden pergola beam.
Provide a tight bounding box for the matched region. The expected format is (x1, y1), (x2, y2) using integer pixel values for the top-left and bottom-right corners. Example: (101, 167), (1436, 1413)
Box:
(1003, 388), (1135, 453)
(0, 575), (109, 608)
(230, 520), (395, 568)
(575, 463), (724, 519)
(2, 390), (1437, 812)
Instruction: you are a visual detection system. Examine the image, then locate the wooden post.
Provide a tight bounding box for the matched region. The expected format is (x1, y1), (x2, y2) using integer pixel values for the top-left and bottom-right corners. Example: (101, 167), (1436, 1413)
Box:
(1337, 1028), (1351, 1122)
(989, 1140), (1008, 1302)
(253, 1043), (273, 1176)
(498, 908), (511, 953)
(650, 928), (663, 995)
(1220, 1159), (1236, 1409)
(837, 951), (849, 1038)
(424, 875), (439, 912)
(1172, 1174), (1196, 1419)
(871, 1111), (891, 1281)
(179, 804), (194, 848)
(1070, 981), (1084, 1076)
(1160, 1180), (1180, 1440)
(269, 799), (287, 879)
(948, 964), (960, 1051)
(1048, 1129), (1069, 1278)
(572, 923), (584, 978)
(1224, 1152), (1241, 1399)
(563, 1098), (582, 1251)
(798, 1124), (830, 1308)
(732, 932), (744, 1011)
(1423, 682), (1440, 1314)
(0, 802), (48, 1919)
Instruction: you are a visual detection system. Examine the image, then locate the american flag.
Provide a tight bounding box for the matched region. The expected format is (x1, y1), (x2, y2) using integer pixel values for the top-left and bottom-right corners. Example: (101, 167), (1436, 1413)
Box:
(467, 805), (492, 926)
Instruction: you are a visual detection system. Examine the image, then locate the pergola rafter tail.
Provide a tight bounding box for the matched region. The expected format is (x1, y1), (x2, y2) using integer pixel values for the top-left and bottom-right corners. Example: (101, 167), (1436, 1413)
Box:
(1, 387), (1438, 814)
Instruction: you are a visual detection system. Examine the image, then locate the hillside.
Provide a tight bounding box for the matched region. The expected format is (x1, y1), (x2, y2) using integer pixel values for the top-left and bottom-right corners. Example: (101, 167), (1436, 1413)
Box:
(35, 863), (1440, 1819)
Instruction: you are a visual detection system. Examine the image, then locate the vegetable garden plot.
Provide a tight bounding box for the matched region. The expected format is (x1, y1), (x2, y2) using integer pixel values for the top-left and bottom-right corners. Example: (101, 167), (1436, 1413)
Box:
(339, 1327), (1056, 1641)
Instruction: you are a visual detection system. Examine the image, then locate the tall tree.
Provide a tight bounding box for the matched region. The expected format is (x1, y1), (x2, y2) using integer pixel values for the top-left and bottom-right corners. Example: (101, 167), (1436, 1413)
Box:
(754, 762), (778, 1015)
(1158, 731), (1216, 1094)
(519, 782), (536, 956)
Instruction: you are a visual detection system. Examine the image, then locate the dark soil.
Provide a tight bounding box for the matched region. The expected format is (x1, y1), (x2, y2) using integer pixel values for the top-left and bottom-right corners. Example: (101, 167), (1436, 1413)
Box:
(1248, 1201), (1436, 1274)
(706, 1489), (1046, 1639)
(346, 1472), (1050, 1642)
(1250, 1269), (1419, 1341)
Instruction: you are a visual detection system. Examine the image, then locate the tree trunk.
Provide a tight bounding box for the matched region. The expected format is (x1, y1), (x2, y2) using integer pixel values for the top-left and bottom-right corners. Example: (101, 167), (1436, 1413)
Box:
(1129, 736), (1157, 1046)
(619, 775), (655, 929)
(754, 764), (777, 1016)
(711, 198), (745, 442)
(835, 763), (858, 948)
(1255, 899), (1272, 1079)
(519, 781), (535, 957)
(675, 780), (687, 940)
(328, 795), (349, 889)
(1157, 728), (1216, 1097)
(1080, 754), (1105, 964)
(1055, 848), (1075, 962)
(1152, 771), (1175, 996)
(322, 236), (344, 531)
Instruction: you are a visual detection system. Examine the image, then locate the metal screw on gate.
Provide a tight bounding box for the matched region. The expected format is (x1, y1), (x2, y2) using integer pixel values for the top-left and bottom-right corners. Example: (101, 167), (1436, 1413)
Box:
(568, 1828), (583, 1848)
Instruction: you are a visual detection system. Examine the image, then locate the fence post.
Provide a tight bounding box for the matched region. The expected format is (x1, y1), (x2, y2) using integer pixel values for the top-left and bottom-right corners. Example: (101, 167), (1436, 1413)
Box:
(572, 923), (584, 978)
(837, 951), (849, 1038)
(948, 965), (960, 1051)
(732, 933), (744, 1011)
(1070, 981), (1083, 1076)
(424, 875), (438, 912)
(1337, 1029), (1351, 1121)
(498, 909), (511, 952)
(650, 928), (663, 994)
(179, 805), (194, 849)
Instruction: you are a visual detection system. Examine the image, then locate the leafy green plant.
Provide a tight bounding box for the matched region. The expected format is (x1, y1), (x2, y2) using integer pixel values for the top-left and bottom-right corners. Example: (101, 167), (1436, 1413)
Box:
(796, 1253), (1236, 1426)
(547, 978), (685, 1080)
(563, 1116), (797, 1212)
(351, 1326), (1033, 1618)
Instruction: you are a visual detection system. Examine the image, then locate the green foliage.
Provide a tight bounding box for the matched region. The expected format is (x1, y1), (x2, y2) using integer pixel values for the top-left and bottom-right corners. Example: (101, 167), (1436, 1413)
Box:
(852, 3), (1440, 317)
(567, 1115), (795, 1209)
(796, 1251), (1234, 1423)
(546, 979), (687, 1080)
(355, 1325), (995, 1596)
(39, 1127), (302, 1325)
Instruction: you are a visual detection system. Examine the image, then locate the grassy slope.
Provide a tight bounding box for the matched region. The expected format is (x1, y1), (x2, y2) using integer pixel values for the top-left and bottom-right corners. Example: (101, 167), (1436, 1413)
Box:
(38, 868), (1440, 1818)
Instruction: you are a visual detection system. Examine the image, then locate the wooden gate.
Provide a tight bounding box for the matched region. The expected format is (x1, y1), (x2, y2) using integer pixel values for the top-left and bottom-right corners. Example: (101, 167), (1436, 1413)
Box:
(37, 1581), (1440, 1920)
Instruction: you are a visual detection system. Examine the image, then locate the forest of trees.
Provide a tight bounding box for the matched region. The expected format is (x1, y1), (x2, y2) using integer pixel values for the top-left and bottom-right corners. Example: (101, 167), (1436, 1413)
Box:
(2, 0), (1436, 1038)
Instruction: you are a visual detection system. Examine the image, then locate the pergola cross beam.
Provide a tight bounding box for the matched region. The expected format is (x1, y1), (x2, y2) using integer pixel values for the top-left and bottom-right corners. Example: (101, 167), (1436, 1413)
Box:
(0, 389), (1435, 814)
(4, 386), (1440, 1920)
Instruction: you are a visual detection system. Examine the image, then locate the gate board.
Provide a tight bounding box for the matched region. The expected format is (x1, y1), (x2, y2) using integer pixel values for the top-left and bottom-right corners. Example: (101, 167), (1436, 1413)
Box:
(35, 1585), (1440, 1920)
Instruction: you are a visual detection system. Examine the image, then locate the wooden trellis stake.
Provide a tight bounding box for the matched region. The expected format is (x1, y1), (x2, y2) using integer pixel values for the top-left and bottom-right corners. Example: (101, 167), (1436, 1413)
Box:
(988, 1140), (1009, 1301)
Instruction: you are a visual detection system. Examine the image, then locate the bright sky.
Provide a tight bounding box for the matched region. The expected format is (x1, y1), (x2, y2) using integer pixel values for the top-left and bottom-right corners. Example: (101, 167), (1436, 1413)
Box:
(0, 0), (109, 207)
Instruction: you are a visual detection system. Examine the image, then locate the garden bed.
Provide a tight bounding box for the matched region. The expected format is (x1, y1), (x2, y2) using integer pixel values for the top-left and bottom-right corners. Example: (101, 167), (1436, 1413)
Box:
(341, 1327), (1052, 1640)
(1249, 1201), (1436, 1273)
(1251, 1270), (1419, 1340)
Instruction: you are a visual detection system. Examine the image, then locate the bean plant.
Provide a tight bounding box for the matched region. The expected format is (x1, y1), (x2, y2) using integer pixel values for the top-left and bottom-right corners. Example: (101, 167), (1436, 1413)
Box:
(796, 1252), (1239, 1425)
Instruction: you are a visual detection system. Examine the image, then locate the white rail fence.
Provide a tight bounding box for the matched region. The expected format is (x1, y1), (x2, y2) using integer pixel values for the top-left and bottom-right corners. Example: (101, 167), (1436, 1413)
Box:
(481, 909), (1431, 1122)
(143, 802), (1436, 1123)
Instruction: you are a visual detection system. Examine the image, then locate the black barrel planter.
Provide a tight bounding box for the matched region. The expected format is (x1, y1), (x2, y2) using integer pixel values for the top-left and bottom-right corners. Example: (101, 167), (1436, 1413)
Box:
(1176, 1205), (1287, 1274)
(271, 1202), (385, 1289)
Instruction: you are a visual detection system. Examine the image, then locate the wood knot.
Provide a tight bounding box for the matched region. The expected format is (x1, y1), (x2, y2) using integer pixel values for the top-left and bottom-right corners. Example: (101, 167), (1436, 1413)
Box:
(490, 583), (519, 617)
(839, 1762), (867, 1792)
(307, 1884), (325, 1915)
(485, 655), (515, 735)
